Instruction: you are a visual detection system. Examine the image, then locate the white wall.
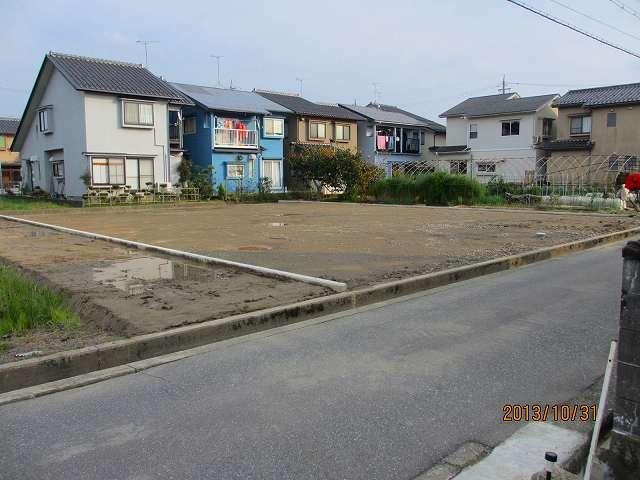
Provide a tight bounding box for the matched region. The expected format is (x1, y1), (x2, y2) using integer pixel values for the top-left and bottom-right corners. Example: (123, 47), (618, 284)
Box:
(19, 67), (87, 196)
(84, 94), (170, 187)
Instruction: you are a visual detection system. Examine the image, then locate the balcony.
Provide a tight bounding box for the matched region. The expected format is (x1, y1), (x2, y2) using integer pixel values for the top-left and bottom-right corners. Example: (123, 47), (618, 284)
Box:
(214, 128), (258, 149)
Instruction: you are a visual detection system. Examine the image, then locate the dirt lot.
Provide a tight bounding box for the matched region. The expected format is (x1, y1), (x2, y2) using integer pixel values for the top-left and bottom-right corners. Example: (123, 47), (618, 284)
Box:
(12, 202), (638, 287)
(0, 219), (329, 362)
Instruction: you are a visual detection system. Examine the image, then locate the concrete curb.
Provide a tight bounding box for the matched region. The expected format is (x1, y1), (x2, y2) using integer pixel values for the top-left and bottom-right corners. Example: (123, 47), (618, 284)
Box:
(0, 214), (347, 292)
(1, 226), (639, 398)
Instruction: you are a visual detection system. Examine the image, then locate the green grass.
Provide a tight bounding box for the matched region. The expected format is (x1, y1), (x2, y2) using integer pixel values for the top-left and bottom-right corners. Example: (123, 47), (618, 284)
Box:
(0, 265), (80, 336)
(0, 196), (72, 211)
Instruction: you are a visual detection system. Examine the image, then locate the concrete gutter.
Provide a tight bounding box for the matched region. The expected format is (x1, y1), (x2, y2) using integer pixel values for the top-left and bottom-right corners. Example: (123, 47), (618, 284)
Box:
(0, 214), (347, 292)
(1, 225), (639, 400)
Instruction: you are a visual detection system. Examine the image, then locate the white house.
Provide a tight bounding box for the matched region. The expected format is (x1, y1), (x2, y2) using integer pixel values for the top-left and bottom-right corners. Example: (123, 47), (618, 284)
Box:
(11, 52), (193, 199)
(433, 93), (558, 182)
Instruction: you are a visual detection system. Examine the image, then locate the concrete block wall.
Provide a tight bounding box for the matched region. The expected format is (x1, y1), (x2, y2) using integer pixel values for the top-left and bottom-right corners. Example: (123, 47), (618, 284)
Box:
(608, 240), (640, 479)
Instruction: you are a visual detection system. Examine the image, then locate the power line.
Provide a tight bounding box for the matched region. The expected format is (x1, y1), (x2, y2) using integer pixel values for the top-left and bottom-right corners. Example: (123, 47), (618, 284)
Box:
(506, 0), (640, 59)
(608, 0), (640, 21)
(549, 0), (640, 42)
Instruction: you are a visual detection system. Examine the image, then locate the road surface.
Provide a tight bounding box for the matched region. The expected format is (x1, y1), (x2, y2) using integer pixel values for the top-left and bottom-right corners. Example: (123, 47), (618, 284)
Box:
(0, 241), (628, 480)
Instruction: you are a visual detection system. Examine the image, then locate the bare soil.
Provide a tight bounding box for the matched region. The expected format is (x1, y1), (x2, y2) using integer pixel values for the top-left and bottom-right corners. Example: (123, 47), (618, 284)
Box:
(0, 219), (329, 362)
(14, 202), (639, 287)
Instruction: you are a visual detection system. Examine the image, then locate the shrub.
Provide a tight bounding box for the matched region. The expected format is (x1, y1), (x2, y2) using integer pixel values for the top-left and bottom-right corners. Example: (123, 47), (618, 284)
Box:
(370, 176), (418, 204)
(371, 172), (484, 205)
(217, 183), (227, 200)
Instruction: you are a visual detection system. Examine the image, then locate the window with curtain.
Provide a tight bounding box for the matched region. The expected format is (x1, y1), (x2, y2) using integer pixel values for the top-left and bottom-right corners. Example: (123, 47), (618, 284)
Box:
(139, 159), (154, 188)
(309, 122), (326, 140)
(335, 124), (350, 141)
(570, 116), (591, 135)
(123, 100), (154, 127)
(264, 118), (284, 136)
(0, 135), (5, 150)
(91, 157), (126, 185)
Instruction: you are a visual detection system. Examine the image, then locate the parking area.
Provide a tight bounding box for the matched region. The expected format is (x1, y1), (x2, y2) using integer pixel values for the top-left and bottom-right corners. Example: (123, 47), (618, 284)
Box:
(13, 202), (638, 287)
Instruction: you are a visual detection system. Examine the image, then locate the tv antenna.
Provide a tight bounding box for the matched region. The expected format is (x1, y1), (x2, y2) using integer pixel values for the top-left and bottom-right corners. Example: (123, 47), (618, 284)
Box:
(136, 40), (159, 67)
(210, 55), (224, 87)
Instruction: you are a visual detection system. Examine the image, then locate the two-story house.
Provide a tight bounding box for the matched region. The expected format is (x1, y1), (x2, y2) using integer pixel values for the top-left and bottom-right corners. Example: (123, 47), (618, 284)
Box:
(339, 103), (446, 174)
(11, 52), (193, 199)
(171, 83), (291, 192)
(434, 93), (558, 182)
(540, 83), (640, 184)
(254, 91), (363, 155)
(0, 117), (21, 192)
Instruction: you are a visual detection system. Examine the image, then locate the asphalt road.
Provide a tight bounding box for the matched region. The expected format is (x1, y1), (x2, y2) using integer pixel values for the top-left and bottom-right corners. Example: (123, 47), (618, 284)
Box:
(0, 241), (628, 480)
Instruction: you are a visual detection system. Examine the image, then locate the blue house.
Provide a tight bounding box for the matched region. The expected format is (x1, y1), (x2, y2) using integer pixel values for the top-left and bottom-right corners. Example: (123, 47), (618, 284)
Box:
(171, 83), (291, 192)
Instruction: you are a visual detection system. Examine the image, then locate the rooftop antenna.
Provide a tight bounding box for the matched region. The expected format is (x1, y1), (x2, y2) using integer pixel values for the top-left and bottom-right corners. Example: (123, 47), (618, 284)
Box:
(372, 82), (381, 106)
(295, 77), (303, 96)
(210, 55), (224, 87)
(136, 40), (159, 67)
(500, 74), (512, 94)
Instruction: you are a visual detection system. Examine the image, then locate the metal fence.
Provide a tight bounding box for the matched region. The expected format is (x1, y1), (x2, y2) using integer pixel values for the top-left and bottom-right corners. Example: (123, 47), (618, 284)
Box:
(382, 153), (640, 209)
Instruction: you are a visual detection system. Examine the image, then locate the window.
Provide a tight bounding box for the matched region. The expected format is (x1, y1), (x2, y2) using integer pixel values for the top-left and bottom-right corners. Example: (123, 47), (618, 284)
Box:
(52, 161), (64, 178)
(122, 100), (154, 127)
(309, 121), (326, 140)
(335, 124), (350, 141)
(607, 112), (617, 128)
(38, 108), (52, 133)
(262, 160), (282, 189)
(570, 116), (591, 135)
(91, 157), (125, 185)
(264, 118), (284, 136)
(124, 158), (154, 190)
(184, 116), (196, 135)
(420, 131), (426, 146)
(247, 157), (255, 177)
(0, 135), (5, 150)
(542, 118), (554, 137)
(477, 163), (496, 174)
(450, 161), (467, 175)
(403, 128), (420, 154)
(501, 120), (520, 136)
(469, 124), (478, 139)
(227, 164), (244, 178)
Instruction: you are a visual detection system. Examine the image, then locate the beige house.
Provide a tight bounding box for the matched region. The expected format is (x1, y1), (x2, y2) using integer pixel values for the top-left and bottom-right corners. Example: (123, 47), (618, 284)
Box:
(540, 83), (640, 185)
(255, 91), (362, 154)
(0, 117), (20, 191)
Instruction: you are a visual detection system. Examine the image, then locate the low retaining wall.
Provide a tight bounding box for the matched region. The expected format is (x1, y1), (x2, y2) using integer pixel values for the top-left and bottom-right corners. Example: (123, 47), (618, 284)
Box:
(1, 225), (639, 397)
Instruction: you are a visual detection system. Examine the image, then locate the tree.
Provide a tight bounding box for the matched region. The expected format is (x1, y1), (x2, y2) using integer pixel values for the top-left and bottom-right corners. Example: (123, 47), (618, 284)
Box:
(286, 144), (383, 198)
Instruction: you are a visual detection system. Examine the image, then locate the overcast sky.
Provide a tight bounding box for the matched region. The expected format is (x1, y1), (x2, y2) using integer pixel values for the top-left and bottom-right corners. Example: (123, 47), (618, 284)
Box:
(2, 0), (640, 121)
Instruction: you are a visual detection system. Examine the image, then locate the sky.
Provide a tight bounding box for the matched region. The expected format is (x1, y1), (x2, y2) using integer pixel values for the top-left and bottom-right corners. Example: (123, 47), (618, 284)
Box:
(2, 0), (640, 122)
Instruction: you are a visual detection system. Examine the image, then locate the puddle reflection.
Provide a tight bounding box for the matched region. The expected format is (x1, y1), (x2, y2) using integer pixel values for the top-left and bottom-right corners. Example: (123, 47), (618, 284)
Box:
(93, 257), (210, 293)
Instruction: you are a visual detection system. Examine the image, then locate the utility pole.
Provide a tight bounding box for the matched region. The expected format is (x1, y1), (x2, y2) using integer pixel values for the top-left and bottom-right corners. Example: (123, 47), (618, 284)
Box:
(136, 40), (159, 67)
(295, 77), (303, 96)
(210, 55), (223, 87)
(499, 74), (512, 94)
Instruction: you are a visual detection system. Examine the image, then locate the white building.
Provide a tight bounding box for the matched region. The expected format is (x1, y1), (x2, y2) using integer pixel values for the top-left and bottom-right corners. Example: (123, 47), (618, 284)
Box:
(433, 93), (558, 182)
(11, 52), (193, 199)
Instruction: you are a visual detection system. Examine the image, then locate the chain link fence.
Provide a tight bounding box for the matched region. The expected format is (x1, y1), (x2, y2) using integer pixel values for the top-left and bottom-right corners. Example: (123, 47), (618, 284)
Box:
(382, 153), (640, 209)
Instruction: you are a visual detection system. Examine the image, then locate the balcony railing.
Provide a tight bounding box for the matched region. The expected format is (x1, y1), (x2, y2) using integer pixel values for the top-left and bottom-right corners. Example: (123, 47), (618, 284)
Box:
(214, 128), (258, 148)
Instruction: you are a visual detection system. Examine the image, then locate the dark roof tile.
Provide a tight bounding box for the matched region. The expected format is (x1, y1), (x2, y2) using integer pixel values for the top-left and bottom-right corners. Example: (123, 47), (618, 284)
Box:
(256, 91), (364, 121)
(0, 117), (20, 135)
(365, 103), (446, 132)
(47, 52), (193, 105)
(553, 82), (640, 108)
(440, 93), (558, 118)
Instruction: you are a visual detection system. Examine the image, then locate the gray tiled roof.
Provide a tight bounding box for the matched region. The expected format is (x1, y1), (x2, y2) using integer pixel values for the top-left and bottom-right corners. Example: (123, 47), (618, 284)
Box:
(429, 145), (470, 154)
(440, 93), (558, 118)
(171, 83), (290, 115)
(366, 103), (446, 133)
(47, 52), (193, 105)
(340, 104), (433, 127)
(553, 83), (640, 108)
(539, 138), (594, 151)
(0, 117), (19, 135)
(256, 91), (364, 121)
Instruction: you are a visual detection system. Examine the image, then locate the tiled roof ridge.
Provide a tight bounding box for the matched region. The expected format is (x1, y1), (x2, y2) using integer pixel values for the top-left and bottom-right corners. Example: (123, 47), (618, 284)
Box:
(254, 89), (300, 97)
(48, 51), (144, 68)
